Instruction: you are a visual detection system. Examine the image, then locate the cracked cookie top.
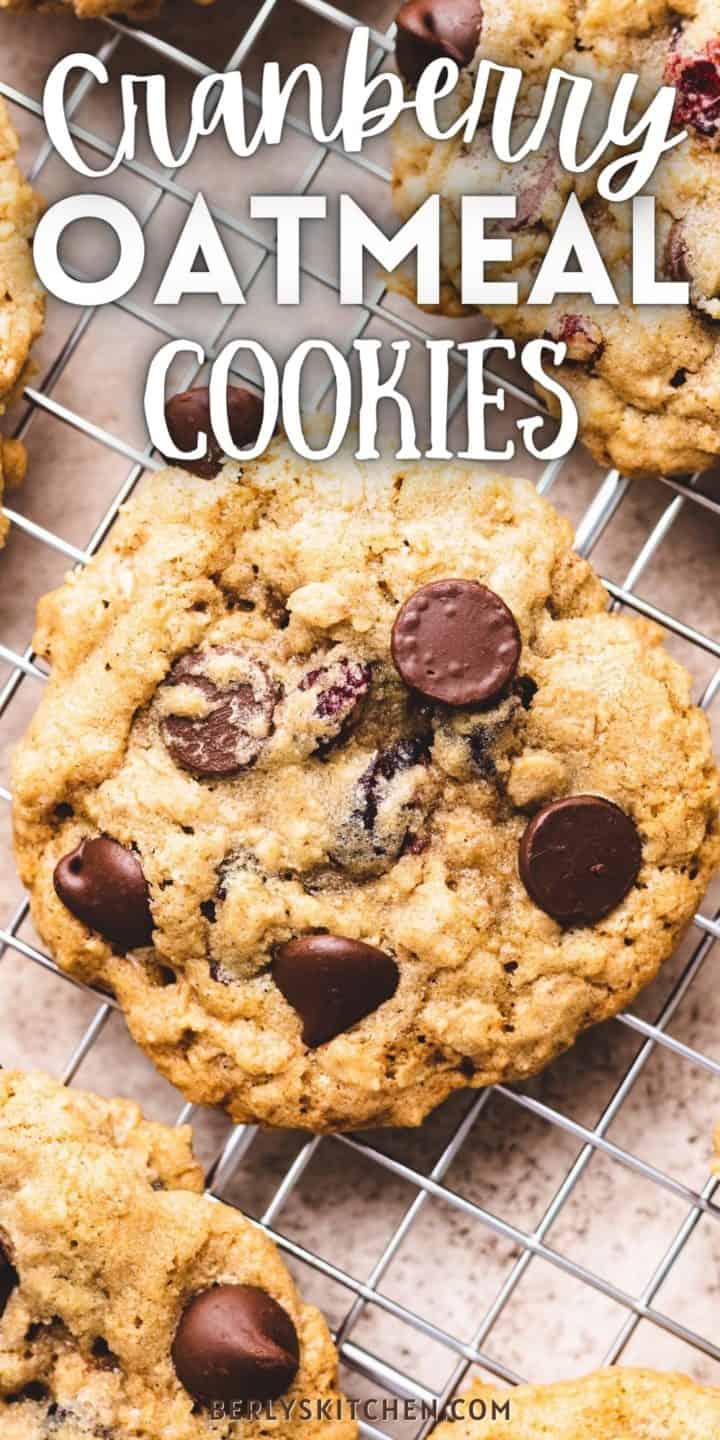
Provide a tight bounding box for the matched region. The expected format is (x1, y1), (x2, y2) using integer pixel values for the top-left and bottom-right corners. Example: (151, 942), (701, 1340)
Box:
(428, 1370), (720, 1437)
(11, 434), (720, 1130)
(392, 0), (720, 478)
(0, 1070), (353, 1439)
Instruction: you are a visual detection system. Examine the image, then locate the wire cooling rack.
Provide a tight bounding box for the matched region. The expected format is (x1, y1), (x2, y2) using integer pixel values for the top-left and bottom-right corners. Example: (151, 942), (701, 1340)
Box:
(1, 0), (720, 1430)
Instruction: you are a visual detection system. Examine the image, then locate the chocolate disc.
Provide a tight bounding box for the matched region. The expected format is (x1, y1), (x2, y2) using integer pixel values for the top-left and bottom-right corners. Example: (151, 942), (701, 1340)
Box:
(519, 795), (642, 925)
(163, 386), (264, 478)
(395, 0), (483, 88)
(172, 1284), (299, 1404)
(391, 579), (520, 707)
(54, 837), (153, 950)
(160, 648), (278, 777)
(272, 933), (399, 1048)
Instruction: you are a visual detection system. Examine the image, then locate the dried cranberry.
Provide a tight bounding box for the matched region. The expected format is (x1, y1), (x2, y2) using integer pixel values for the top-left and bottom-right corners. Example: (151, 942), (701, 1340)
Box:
(298, 657), (371, 756)
(332, 737), (433, 876)
(547, 315), (604, 366)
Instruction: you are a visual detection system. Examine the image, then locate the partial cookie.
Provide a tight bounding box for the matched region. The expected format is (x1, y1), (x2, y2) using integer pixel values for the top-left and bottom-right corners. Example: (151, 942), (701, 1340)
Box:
(0, 435), (27, 549)
(0, 1069), (354, 1438)
(11, 425), (720, 1131)
(0, 0), (208, 17)
(392, 0), (720, 479)
(0, 96), (44, 547)
(429, 1370), (720, 1437)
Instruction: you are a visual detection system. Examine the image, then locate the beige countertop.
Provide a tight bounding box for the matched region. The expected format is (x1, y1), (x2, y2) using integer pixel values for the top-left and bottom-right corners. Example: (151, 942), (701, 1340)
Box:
(1, 0), (720, 1424)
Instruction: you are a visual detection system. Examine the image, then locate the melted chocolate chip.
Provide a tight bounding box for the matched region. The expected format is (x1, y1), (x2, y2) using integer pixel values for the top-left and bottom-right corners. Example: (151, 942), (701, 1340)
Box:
(332, 736), (432, 876)
(53, 837), (153, 950)
(395, 0), (483, 87)
(298, 656), (371, 755)
(519, 795), (642, 925)
(0, 1244), (18, 1318)
(272, 933), (399, 1047)
(392, 579), (521, 707)
(163, 386), (264, 479)
(161, 648), (278, 777)
(172, 1285), (299, 1404)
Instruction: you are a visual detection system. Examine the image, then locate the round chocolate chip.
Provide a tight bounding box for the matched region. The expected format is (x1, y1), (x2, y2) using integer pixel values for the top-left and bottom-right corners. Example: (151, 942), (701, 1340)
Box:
(172, 1285), (299, 1405)
(53, 837), (153, 950)
(0, 1245), (18, 1319)
(163, 386), (264, 479)
(160, 648), (278, 777)
(395, 0), (483, 87)
(272, 933), (399, 1048)
(519, 795), (642, 925)
(391, 579), (521, 707)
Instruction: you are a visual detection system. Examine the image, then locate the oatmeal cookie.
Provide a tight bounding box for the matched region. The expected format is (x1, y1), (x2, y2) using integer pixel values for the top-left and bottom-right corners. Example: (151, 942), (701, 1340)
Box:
(0, 97), (43, 546)
(429, 1370), (720, 1437)
(0, 1069), (353, 1439)
(11, 415), (720, 1131)
(392, 0), (720, 478)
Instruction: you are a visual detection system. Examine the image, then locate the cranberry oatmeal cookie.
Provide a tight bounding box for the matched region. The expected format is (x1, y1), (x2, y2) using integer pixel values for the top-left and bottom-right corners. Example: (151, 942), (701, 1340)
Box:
(392, 0), (720, 478)
(0, 97), (43, 548)
(11, 406), (720, 1131)
(428, 1370), (720, 1437)
(0, 1069), (353, 1439)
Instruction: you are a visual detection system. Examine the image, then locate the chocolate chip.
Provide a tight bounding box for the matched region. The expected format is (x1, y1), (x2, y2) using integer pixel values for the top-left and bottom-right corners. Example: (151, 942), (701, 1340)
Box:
(395, 0), (483, 87)
(272, 933), (399, 1047)
(391, 580), (521, 707)
(332, 736), (433, 876)
(163, 386), (264, 479)
(0, 1245), (18, 1318)
(53, 837), (153, 950)
(172, 1285), (299, 1404)
(515, 675), (538, 710)
(519, 795), (642, 925)
(297, 656), (371, 756)
(160, 648), (278, 777)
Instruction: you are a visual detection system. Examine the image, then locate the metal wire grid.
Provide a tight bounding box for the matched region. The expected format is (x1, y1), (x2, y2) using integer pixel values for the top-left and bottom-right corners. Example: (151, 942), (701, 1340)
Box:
(0, 0), (719, 1429)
